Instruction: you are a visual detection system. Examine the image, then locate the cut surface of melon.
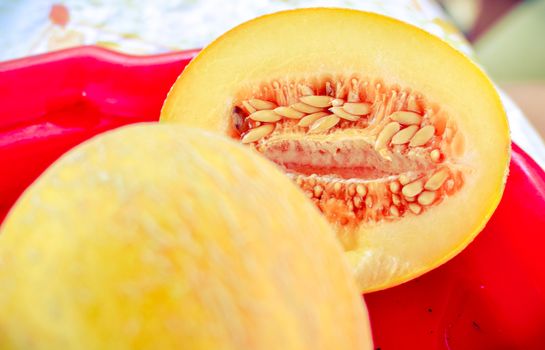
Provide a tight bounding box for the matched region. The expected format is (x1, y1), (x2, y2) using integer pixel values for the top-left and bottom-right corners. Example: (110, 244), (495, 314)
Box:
(161, 8), (510, 292)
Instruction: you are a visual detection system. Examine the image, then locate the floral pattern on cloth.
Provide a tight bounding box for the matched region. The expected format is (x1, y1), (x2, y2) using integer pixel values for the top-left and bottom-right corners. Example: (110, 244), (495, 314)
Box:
(0, 0), (472, 60)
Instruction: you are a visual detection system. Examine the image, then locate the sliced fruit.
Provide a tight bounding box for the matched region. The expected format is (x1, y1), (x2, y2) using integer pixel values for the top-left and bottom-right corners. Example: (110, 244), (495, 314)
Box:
(161, 9), (510, 292)
(0, 125), (372, 350)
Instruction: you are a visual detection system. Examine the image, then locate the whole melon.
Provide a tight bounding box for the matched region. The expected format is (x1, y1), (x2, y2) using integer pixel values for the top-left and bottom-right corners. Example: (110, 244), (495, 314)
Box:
(0, 124), (372, 350)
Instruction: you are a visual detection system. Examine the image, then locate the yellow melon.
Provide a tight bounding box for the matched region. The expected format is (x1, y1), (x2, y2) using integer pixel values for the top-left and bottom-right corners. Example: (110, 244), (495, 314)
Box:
(161, 9), (510, 292)
(0, 124), (372, 349)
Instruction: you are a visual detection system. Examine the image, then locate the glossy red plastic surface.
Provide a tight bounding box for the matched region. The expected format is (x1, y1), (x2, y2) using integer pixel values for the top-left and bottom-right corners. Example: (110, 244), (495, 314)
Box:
(1, 46), (544, 349)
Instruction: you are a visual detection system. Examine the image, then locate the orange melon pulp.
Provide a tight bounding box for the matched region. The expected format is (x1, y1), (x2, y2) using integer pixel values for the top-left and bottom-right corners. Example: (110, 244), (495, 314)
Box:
(160, 8), (510, 292)
(0, 125), (373, 349)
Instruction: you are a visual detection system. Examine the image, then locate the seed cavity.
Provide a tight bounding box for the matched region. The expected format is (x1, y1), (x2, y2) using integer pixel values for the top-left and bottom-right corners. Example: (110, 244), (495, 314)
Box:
(233, 107), (245, 132)
(231, 77), (463, 225)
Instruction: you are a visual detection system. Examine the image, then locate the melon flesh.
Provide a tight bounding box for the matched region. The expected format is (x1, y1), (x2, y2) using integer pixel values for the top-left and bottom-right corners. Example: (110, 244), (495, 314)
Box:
(161, 9), (510, 292)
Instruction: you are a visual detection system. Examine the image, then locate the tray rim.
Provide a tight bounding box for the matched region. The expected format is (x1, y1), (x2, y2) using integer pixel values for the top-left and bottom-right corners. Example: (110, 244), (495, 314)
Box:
(0, 45), (200, 72)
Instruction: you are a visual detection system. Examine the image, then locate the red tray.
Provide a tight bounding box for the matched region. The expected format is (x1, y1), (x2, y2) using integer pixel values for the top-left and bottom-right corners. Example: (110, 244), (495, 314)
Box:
(1, 46), (544, 349)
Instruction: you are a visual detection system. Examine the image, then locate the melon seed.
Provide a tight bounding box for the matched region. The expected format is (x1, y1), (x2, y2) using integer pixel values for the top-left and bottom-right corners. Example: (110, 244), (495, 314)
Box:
(300, 95), (333, 108)
(241, 124), (275, 143)
(390, 111), (421, 125)
(248, 98), (277, 110)
(308, 115), (340, 134)
(274, 106), (305, 119)
(402, 180), (424, 198)
(375, 122), (401, 150)
(291, 102), (323, 114)
(329, 107), (360, 121)
(410, 125), (435, 147)
(425, 170), (449, 191)
(391, 125), (419, 145)
(249, 110), (282, 122)
(342, 102), (371, 116)
(417, 191), (436, 206)
(298, 112), (329, 127)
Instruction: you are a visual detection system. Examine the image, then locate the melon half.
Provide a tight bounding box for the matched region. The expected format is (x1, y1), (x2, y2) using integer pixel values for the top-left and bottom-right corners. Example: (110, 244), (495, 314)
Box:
(0, 125), (372, 349)
(161, 9), (510, 292)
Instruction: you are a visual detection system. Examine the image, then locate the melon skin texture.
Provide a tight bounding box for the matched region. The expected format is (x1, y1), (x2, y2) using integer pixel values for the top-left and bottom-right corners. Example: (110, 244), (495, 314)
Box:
(160, 8), (510, 292)
(0, 124), (372, 350)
